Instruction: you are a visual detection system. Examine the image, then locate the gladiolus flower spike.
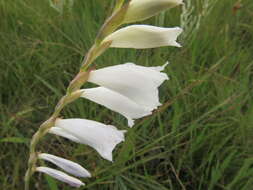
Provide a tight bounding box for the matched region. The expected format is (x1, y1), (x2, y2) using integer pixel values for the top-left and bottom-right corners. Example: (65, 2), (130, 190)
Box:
(24, 1), (183, 189)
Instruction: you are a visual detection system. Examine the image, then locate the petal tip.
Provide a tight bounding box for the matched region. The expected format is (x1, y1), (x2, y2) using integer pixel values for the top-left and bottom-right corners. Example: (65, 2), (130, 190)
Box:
(127, 118), (135, 127)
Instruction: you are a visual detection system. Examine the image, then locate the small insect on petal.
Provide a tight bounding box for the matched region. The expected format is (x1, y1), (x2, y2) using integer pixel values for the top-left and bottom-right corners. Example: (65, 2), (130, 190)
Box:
(38, 153), (91, 178)
(36, 167), (84, 187)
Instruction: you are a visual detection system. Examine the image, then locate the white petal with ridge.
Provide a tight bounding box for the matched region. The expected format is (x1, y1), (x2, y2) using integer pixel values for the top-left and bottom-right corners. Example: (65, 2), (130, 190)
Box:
(38, 153), (91, 178)
(36, 167), (84, 187)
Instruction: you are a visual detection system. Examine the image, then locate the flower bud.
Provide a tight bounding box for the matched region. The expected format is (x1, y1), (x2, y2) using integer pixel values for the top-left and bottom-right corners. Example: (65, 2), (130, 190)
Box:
(36, 167), (84, 187)
(38, 153), (91, 178)
(103, 25), (182, 49)
(124, 0), (183, 23)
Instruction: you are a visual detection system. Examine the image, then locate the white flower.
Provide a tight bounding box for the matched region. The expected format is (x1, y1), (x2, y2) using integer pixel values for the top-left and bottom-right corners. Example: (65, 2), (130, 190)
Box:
(36, 167), (84, 187)
(84, 62), (169, 126)
(38, 153), (91, 178)
(50, 127), (82, 143)
(81, 87), (152, 127)
(49, 118), (126, 162)
(103, 25), (182, 49)
(124, 0), (183, 23)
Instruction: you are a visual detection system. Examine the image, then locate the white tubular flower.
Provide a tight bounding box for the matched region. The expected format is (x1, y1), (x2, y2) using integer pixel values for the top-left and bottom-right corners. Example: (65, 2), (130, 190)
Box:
(85, 62), (169, 126)
(103, 25), (182, 49)
(38, 153), (91, 178)
(36, 167), (84, 187)
(124, 0), (183, 23)
(49, 127), (82, 143)
(81, 87), (152, 127)
(49, 118), (126, 162)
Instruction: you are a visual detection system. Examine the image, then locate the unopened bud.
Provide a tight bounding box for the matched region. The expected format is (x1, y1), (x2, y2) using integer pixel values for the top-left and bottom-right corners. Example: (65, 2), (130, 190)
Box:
(123, 0), (183, 23)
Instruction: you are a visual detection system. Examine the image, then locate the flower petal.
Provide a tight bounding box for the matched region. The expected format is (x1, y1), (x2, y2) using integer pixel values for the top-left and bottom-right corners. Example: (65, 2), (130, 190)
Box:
(88, 62), (169, 110)
(49, 127), (82, 143)
(54, 118), (126, 161)
(103, 25), (182, 49)
(38, 153), (91, 178)
(150, 62), (170, 72)
(81, 87), (152, 127)
(124, 0), (183, 23)
(36, 167), (84, 187)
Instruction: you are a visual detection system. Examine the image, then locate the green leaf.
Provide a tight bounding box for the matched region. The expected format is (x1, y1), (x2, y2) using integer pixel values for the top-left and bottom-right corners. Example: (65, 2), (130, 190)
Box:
(35, 75), (62, 97)
(0, 137), (30, 144)
(45, 175), (59, 190)
(49, 0), (74, 14)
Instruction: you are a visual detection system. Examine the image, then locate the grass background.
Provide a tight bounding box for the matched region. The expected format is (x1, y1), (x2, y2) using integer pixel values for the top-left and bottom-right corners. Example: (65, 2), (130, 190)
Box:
(0, 0), (253, 189)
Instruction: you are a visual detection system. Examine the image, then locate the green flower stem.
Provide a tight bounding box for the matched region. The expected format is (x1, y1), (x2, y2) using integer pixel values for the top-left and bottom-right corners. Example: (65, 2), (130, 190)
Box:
(24, 2), (128, 189)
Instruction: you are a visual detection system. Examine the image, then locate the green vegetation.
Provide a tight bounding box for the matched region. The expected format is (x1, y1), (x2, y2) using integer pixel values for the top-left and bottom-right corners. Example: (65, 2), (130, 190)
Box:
(0, 0), (252, 189)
